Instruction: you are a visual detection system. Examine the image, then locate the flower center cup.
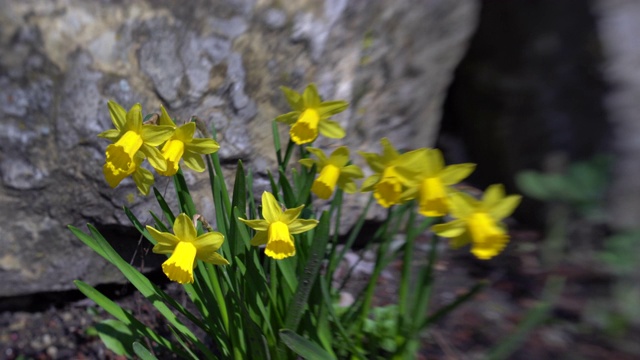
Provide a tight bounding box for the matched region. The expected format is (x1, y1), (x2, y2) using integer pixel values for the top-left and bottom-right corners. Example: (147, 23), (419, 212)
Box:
(162, 241), (198, 284)
(418, 177), (448, 217)
(375, 166), (402, 207)
(467, 212), (508, 259)
(106, 130), (143, 173)
(290, 108), (320, 144)
(312, 164), (341, 199)
(265, 221), (295, 259)
(160, 139), (185, 176)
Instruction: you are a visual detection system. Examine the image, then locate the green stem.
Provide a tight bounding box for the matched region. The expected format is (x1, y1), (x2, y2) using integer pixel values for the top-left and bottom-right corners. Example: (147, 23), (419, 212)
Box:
(398, 207), (417, 331)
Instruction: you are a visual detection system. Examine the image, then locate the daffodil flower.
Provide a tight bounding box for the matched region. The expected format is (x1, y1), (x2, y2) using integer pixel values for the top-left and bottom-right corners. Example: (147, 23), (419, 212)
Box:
(397, 149), (475, 217)
(300, 146), (364, 200)
(359, 138), (428, 208)
(432, 184), (522, 259)
(99, 101), (174, 188)
(239, 192), (318, 260)
(147, 213), (229, 284)
(103, 152), (154, 195)
(276, 83), (349, 145)
(156, 106), (220, 176)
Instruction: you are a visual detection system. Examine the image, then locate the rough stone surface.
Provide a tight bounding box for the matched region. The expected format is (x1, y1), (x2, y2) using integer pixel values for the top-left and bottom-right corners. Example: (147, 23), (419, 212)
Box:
(0, 0), (479, 296)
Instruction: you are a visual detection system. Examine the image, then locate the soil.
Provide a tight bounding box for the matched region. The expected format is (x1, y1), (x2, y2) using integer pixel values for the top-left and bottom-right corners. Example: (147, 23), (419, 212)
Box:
(1, 229), (638, 360)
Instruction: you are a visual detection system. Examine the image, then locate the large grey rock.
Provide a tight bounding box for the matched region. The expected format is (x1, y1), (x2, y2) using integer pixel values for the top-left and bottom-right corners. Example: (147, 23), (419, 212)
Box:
(0, 0), (479, 296)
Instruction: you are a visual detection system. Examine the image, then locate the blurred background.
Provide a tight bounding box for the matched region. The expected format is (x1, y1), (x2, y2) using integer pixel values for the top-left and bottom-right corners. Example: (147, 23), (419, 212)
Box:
(0, 0), (639, 358)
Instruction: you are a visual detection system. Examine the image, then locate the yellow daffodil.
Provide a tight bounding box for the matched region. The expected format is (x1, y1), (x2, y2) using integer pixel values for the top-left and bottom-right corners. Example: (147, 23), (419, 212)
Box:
(102, 152), (154, 195)
(300, 146), (364, 200)
(359, 138), (428, 208)
(432, 184), (522, 259)
(276, 83), (349, 145)
(397, 149), (475, 217)
(147, 213), (229, 284)
(156, 106), (220, 176)
(239, 192), (318, 260)
(99, 101), (174, 188)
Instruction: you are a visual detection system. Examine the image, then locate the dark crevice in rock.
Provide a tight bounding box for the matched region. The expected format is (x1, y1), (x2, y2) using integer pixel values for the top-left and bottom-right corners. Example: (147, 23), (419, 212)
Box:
(0, 269), (169, 313)
(438, 0), (609, 225)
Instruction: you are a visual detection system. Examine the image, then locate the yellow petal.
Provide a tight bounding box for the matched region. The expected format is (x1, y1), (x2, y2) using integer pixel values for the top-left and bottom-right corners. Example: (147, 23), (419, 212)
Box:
(108, 100), (127, 130)
(418, 177), (449, 217)
(439, 163), (475, 186)
(305, 147), (328, 167)
(98, 129), (121, 142)
(158, 139), (185, 177)
(239, 218), (270, 231)
(318, 100), (348, 117)
(147, 226), (180, 253)
(318, 119), (346, 139)
(288, 218), (319, 235)
(312, 164), (341, 199)
(125, 103), (143, 133)
(175, 122), (196, 143)
(290, 108), (320, 145)
(302, 83), (321, 108)
(182, 152), (206, 172)
(328, 146), (350, 167)
(159, 105), (176, 127)
(140, 125), (175, 146)
(275, 111), (300, 125)
(482, 184), (505, 207)
(261, 191), (283, 223)
(432, 219), (466, 238)
(265, 221), (296, 259)
(488, 194), (522, 221)
(140, 144), (167, 172)
(448, 191), (477, 219)
(393, 149), (430, 184)
(361, 174), (381, 192)
(299, 158), (316, 169)
(162, 241), (197, 284)
(250, 231), (268, 246)
(173, 213), (197, 242)
(207, 252), (230, 265)
(359, 151), (384, 173)
(280, 86), (303, 111)
(132, 166), (154, 196)
(186, 138), (220, 155)
(424, 148), (445, 177)
(338, 179), (358, 194)
(340, 164), (364, 179)
(281, 205), (304, 224)
(380, 138), (399, 164)
(194, 232), (227, 264)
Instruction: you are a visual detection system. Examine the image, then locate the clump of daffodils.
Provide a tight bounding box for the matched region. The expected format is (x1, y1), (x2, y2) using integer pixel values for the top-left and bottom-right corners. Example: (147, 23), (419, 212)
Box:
(98, 102), (220, 195)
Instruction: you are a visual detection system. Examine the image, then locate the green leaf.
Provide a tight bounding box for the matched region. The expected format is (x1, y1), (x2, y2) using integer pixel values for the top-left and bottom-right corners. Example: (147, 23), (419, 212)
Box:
(173, 169), (197, 217)
(280, 329), (337, 360)
(153, 187), (176, 224)
(284, 211), (330, 332)
(133, 342), (158, 360)
(96, 319), (138, 357)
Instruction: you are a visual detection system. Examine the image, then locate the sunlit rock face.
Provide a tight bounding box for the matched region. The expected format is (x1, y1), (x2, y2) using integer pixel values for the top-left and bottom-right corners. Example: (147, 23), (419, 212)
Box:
(0, 0), (479, 296)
